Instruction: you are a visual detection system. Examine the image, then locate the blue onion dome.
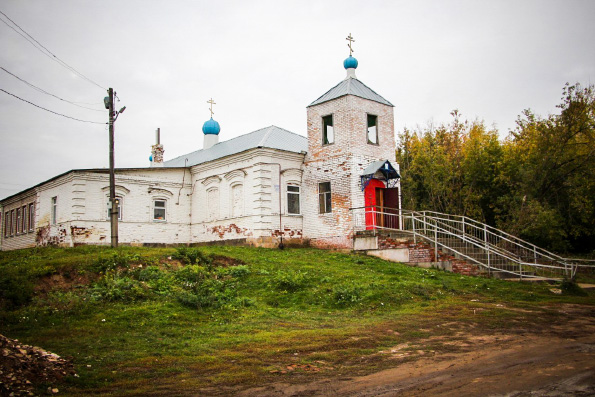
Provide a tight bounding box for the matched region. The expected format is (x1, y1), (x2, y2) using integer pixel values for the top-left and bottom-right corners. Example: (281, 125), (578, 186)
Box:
(343, 55), (358, 69)
(202, 117), (220, 135)
(149, 155), (153, 161)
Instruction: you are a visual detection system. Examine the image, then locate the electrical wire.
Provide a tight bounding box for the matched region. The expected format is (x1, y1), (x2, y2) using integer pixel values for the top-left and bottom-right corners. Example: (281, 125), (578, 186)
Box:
(0, 10), (106, 91)
(1, 88), (106, 124)
(1, 67), (104, 112)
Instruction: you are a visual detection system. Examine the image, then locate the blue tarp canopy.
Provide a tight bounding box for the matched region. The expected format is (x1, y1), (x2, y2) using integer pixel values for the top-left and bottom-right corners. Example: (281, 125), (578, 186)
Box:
(360, 160), (400, 191)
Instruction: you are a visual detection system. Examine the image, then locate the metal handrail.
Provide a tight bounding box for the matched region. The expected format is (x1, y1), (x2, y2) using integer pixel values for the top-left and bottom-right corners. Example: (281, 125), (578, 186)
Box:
(416, 210), (573, 265)
(350, 206), (594, 280)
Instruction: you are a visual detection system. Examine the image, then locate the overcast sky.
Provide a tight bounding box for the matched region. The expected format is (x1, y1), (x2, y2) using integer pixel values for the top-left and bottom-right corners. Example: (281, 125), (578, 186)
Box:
(1, 0), (594, 200)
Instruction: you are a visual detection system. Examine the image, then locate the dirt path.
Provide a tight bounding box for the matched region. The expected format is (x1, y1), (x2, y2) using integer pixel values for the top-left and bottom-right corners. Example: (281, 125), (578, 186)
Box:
(237, 304), (595, 396)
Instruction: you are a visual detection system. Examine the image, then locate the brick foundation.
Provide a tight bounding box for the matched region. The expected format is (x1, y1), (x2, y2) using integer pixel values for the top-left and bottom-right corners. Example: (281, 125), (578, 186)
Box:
(375, 235), (480, 276)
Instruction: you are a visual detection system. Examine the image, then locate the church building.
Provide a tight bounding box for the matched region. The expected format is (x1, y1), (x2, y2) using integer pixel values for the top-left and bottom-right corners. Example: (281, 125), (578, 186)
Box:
(0, 39), (401, 251)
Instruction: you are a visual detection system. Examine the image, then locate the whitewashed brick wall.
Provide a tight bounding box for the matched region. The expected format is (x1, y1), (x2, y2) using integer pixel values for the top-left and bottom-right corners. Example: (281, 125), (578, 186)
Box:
(189, 148), (305, 246)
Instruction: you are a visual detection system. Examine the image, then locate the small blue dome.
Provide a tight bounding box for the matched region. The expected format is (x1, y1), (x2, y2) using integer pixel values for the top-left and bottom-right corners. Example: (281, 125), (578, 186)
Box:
(202, 118), (220, 135)
(343, 55), (358, 69)
(149, 155), (153, 161)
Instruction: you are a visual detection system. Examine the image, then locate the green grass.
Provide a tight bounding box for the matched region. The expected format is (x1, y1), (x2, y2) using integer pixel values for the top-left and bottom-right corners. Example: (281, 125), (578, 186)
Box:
(1, 245), (593, 395)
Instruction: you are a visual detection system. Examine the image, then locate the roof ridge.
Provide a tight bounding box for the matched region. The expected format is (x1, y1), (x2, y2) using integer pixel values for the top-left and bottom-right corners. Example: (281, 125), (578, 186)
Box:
(351, 78), (394, 106)
(257, 126), (276, 147)
(307, 79), (346, 107)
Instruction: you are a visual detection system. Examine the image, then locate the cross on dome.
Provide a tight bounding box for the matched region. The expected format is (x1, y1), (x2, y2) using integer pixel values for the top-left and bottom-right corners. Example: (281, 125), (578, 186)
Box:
(346, 33), (355, 56)
(207, 98), (216, 118)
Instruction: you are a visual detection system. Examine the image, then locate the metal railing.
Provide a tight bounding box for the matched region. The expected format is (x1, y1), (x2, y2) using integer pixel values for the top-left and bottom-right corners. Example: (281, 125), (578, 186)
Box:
(351, 207), (594, 280)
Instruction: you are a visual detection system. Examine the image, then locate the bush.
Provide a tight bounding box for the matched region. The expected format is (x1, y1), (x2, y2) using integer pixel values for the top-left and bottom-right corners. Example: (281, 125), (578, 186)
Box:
(269, 270), (309, 292)
(137, 266), (173, 295)
(89, 270), (147, 302)
(138, 266), (165, 281)
(228, 265), (251, 278)
(173, 247), (211, 266)
(332, 284), (363, 306)
(175, 278), (233, 309)
(91, 252), (131, 272)
(175, 265), (208, 286)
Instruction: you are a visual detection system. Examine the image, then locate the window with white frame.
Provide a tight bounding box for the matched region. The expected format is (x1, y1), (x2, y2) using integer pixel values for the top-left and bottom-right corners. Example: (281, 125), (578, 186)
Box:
(318, 182), (332, 214)
(153, 199), (166, 221)
(287, 185), (301, 215)
(106, 197), (122, 221)
(51, 196), (57, 225)
(28, 203), (35, 232)
(16, 208), (21, 234)
(21, 205), (27, 234)
(4, 211), (8, 237)
(10, 209), (15, 236)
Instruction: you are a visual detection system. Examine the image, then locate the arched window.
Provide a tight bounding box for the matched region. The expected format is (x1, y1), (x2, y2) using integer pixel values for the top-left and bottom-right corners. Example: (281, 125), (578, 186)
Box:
(207, 187), (219, 221)
(230, 184), (244, 218)
(287, 184), (300, 215)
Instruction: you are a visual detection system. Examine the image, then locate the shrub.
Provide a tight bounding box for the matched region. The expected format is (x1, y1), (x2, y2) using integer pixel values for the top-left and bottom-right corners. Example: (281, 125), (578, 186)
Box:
(173, 247), (211, 266)
(138, 266), (165, 281)
(332, 284), (363, 306)
(269, 270), (309, 292)
(175, 265), (208, 286)
(91, 252), (131, 272)
(228, 265), (251, 278)
(89, 270), (147, 302)
(175, 278), (232, 309)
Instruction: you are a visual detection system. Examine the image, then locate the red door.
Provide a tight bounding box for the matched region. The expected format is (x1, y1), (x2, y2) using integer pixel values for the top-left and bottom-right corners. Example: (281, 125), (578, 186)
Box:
(364, 179), (385, 229)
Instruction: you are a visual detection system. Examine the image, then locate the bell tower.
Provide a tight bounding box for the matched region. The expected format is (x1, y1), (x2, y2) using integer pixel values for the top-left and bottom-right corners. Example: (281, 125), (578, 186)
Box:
(302, 34), (399, 249)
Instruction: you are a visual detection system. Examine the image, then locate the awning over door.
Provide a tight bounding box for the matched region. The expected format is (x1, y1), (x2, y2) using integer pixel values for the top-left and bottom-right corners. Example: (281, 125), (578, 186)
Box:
(360, 160), (400, 191)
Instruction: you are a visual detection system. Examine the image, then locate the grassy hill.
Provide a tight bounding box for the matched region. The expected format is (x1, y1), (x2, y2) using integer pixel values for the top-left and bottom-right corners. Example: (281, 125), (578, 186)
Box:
(1, 245), (593, 395)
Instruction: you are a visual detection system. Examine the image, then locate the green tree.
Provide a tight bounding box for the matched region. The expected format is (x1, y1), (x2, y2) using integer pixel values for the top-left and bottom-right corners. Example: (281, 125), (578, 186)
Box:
(396, 83), (595, 253)
(500, 83), (595, 252)
(396, 111), (503, 223)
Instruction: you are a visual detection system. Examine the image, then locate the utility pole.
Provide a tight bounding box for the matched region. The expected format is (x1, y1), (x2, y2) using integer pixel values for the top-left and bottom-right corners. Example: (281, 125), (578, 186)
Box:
(108, 87), (118, 248)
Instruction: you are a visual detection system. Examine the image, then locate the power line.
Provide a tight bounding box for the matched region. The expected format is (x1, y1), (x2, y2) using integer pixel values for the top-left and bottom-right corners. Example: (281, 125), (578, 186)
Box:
(1, 88), (106, 124)
(1, 67), (104, 112)
(0, 10), (106, 91)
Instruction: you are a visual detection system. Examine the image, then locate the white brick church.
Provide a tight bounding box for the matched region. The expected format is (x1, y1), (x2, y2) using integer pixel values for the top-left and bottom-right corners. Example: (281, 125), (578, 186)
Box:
(0, 44), (401, 251)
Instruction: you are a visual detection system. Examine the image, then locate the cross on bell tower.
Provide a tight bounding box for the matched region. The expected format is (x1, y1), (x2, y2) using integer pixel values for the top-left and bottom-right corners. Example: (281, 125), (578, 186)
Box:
(346, 33), (355, 56)
(207, 98), (216, 117)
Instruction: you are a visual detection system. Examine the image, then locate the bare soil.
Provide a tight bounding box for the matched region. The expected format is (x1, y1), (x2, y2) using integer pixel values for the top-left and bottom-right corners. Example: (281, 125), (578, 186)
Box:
(237, 304), (595, 396)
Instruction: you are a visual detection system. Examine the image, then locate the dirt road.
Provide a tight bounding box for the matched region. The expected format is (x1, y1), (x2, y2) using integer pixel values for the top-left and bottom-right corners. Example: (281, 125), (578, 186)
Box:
(238, 304), (595, 396)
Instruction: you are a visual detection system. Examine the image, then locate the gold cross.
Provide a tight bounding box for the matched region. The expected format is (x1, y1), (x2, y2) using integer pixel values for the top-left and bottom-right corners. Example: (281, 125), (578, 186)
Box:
(207, 98), (216, 117)
(346, 33), (355, 56)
